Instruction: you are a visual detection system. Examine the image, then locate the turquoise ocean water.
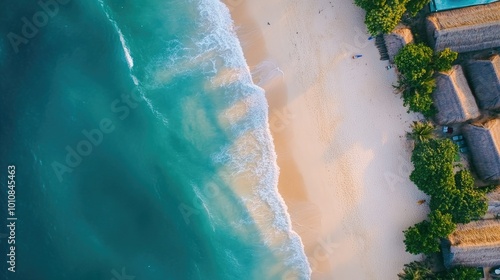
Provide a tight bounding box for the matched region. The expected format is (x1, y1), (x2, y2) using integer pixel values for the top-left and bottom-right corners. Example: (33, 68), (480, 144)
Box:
(430, 0), (499, 11)
(0, 0), (310, 279)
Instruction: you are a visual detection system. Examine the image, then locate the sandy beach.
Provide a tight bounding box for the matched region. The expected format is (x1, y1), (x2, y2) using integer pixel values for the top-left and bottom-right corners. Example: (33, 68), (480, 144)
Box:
(225, 0), (431, 279)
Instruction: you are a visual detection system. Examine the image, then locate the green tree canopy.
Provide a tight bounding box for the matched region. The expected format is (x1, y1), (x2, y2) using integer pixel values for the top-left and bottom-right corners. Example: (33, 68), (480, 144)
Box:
(398, 261), (434, 280)
(403, 211), (454, 255)
(406, 0), (431, 16)
(365, 3), (407, 35)
(411, 141), (488, 224)
(429, 170), (488, 224)
(395, 43), (439, 116)
(434, 48), (458, 72)
(408, 121), (435, 144)
(428, 210), (455, 237)
(401, 84), (436, 117)
(354, 0), (385, 10)
(398, 262), (482, 279)
(410, 138), (457, 196)
(454, 169), (475, 190)
(395, 43), (435, 84)
(437, 266), (482, 280)
(450, 170), (487, 223)
(450, 188), (488, 223)
(403, 220), (435, 254)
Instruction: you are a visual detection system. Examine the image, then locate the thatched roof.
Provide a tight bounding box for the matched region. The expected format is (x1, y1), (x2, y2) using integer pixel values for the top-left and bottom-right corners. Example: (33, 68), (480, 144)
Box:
(463, 119), (500, 182)
(433, 65), (480, 125)
(464, 55), (500, 110)
(426, 2), (500, 53)
(443, 220), (500, 268)
(383, 26), (413, 63)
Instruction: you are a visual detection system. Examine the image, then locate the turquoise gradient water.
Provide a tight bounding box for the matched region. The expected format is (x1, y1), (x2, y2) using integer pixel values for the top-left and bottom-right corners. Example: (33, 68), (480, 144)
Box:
(0, 0), (310, 279)
(430, 0), (499, 12)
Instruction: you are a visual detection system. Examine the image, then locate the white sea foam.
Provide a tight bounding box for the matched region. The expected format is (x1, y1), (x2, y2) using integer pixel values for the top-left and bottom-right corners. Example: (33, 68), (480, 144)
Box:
(98, 1), (172, 126)
(197, 0), (312, 278)
(117, 30), (134, 70)
(98, 0), (311, 277)
(97, 0), (135, 78)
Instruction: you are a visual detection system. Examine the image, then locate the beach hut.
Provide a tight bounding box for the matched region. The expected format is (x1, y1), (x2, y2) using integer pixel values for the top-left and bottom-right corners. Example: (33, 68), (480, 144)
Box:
(426, 2), (500, 53)
(465, 55), (500, 110)
(442, 220), (500, 268)
(463, 119), (500, 182)
(383, 26), (413, 63)
(433, 65), (480, 125)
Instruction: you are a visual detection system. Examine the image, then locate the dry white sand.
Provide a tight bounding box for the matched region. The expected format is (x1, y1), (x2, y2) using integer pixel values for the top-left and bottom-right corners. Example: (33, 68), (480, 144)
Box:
(225, 0), (431, 279)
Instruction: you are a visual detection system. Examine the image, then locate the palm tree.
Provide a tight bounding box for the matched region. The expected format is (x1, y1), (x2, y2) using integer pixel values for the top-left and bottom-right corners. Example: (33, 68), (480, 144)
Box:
(398, 261), (435, 280)
(407, 121), (435, 144)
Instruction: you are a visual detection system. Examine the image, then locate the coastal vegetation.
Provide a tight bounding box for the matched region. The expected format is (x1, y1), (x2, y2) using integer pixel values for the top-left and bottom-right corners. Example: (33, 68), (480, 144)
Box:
(398, 261), (483, 279)
(394, 44), (457, 117)
(403, 210), (455, 255)
(354, 0), (431, 35)
(400, 126), (487, 276)
(407, 121), (434, 143)
(355, 1), (492, 278)
(404, 134), (488, 254)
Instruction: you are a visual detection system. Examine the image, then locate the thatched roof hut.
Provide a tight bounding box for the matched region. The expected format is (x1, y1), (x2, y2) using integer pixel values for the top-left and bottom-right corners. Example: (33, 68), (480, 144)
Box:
(383, 26), (413, 63)
(464, 55), (500, 110)
(443, 220), (500, 268)
(426, 2), (500, 53)
(463, 119), (500, 182)
(433, 65), (480, 125)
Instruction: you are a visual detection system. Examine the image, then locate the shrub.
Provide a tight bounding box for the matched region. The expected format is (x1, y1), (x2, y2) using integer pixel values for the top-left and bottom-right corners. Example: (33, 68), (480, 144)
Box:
(398, 261), (434, 280)
(403, 211), (455, 255)
(395, 43), (434, 83)
(434, 48), (458, 72)
(410, 138), (456, 196)
(406, 0), (431, 16)
(365, 3), (408, 35)
(437, 266), (482, 280)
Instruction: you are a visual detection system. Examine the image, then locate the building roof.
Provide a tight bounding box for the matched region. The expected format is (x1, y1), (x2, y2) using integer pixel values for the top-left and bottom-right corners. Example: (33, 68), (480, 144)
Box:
(433, 65), (480, 125)
(443, 219), (500, 267)
(383, 27), (413, 63)
(464, 119), (500, 182)
(426, 2), (500, 53)
(465, 55), (500, 110)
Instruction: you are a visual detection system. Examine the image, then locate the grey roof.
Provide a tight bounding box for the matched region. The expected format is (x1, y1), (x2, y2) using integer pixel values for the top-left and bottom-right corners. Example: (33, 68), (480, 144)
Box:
(463, 119), (500, 182)
(433, 65), (480, 125)
(442, 220), (500, 268)
(465, 55), (500, 110)
(487, 187), (500, 218)
(383, 27), (413, 63)
(426, 2), (500, 53)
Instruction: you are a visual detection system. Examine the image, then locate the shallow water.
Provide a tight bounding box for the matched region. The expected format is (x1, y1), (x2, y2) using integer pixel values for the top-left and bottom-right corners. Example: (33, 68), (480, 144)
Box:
(0, 0), (309, 279)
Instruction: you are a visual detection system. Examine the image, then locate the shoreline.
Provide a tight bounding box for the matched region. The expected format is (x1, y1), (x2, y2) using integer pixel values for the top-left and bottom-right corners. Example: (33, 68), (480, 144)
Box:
(225, 0), (431, 279)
